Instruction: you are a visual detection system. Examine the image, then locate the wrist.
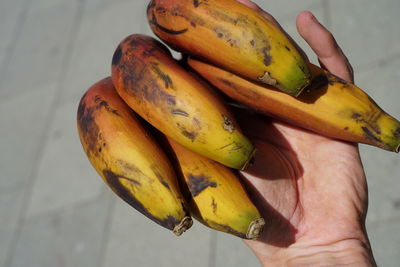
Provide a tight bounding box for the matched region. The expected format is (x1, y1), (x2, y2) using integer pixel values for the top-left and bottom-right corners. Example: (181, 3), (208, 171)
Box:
(258, 239), (376, 267)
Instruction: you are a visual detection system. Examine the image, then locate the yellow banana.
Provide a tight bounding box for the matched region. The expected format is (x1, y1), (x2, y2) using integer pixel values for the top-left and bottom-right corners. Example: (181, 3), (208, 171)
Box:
(77, 77), (192, 236)
(111, 34), (255, 170)
(147, 0), (310, 96)
(165, 137), (265, 239)
(188, 58), (400, 152)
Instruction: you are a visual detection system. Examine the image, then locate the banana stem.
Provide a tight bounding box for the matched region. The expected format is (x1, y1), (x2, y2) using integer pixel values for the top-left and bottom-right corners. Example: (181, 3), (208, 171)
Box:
(246, 218), (265, 240)
(172, 216), (193, 236)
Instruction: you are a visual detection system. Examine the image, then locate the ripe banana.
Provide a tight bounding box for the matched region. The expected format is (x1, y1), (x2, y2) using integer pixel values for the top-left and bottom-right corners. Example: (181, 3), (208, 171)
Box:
(188, 58), (400, 152)
(165, 137), (265, 239)
(111, 34), (255, 170)
(147, 0), (310, 96)
(77, 77), (192, 236)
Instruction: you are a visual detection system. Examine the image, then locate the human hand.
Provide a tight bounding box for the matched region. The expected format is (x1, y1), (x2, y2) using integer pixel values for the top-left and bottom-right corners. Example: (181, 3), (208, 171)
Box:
(234, 1), (376, 266)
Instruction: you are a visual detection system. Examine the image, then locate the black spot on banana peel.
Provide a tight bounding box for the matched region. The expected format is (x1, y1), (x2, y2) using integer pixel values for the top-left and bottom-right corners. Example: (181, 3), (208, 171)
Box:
(188, 58), (400, 153)
(111, 34), (255, 169)
(77, 102), (100, 155)
(167, 138), (265, 240)
(102, 169), (189, 233)
(147, 0), (311, 96)
(77, 78), (192, 236)
(188, 174), (217, 197)
(111, 45), (122, 66)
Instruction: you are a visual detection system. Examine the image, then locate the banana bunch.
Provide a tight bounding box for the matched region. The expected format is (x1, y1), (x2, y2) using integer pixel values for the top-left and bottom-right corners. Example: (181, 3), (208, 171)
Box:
(77, 0), (400, 239)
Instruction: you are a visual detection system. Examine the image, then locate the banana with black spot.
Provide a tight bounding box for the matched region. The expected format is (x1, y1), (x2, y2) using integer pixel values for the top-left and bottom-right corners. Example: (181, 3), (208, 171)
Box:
(77, 77), (192, 236)
(188, 58), (400, 152)
(147, 0), (310, 96)
(165, 137), (265, 240)
(111, 34), (255, 170)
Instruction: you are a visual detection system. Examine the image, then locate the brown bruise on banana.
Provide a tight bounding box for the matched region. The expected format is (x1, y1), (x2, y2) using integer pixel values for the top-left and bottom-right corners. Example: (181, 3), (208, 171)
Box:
(102, 170), (182, 230)
(325, 72), (396, 148)
(78, 100), (99, 155)
(176, 122), (198, 142)
(187, 174), (217, 197)
(115, 38), (177, 108)
(94, 95), (121, 117)
(78, 94), (122, 156)
(213, 26), (239, 48)
(199, 6), (276, 70)
(151, 62), (173, 89)
(211, 197), (217, 214)
(350, 110), (384, 144)
(112, 45), (122, 66)
(149, 0), (275, 70)
(115, 159), (170, 191)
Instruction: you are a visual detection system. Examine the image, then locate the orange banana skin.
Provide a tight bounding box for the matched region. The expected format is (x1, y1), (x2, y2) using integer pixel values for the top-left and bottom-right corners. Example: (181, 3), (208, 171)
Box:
(111, 34), (255, 170)
(147, 0), (310, 96)
(165, 137), (265, 240)
(188, 58), (400, 152)
(77, 77), (192, 235)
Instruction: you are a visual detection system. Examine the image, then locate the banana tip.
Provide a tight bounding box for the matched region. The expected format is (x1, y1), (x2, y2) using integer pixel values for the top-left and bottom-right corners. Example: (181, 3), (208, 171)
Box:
(246, 218), (265, 240)
(172, 216), (193, 236)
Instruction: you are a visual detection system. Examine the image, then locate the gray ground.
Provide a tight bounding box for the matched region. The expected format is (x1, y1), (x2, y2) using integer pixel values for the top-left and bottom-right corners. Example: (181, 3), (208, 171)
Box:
(1, 0), (399, 266)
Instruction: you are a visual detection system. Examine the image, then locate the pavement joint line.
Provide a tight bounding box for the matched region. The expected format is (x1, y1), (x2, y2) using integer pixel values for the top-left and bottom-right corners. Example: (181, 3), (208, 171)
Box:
(3, 0), (88, 266)
(12, 184), (110, 223)
(0, 0), (34, 265)
(321, 0), (332, 29)
(208, 231), (218, 267)
(355, 51), (400, 74)
(98, 194), (117, 267)
(0, 0), (32, 94)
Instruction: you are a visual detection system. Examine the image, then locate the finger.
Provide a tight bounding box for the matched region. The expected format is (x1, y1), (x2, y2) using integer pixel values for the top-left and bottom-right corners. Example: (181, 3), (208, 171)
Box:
(296, 11), (354, 83)
(236, 0), (309, 61)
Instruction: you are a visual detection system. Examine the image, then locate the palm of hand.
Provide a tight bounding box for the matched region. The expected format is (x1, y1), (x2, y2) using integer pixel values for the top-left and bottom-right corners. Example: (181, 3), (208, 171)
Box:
(239, 117), (370, 263)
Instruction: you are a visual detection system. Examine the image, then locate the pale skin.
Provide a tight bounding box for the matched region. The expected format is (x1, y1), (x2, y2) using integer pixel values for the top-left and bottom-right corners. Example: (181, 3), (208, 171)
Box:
(234, 0), (377, 266)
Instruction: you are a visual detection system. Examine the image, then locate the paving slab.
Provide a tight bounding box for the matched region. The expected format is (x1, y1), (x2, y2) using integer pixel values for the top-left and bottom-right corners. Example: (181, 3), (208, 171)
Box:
(0, 187), (26, 267)
(102, 198), (212, 267)
(60, 0), (151, 104)
(0, 0), (79, 99)
(367, 219), (400, 267)
(0, 83), (56, 191)
(25, 100), (107, 218)
(330, 0), (400, 69)
(8, 190), (114, 267)
(0, 0), (28, 71)
(214, 232), (261, 267)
